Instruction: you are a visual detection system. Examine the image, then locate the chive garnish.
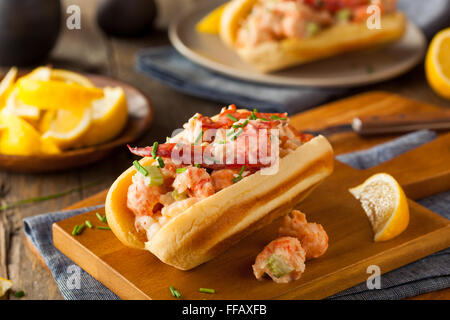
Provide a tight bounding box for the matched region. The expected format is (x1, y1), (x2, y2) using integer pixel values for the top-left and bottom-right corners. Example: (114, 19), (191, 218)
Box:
(253, 108), (258, 113)
(231, 128), (243, 140)
(97, 226), (111, 230)
(233, 120), (249, 128)
(85, 220), (93, 229)
(226, 129), (235, 136)
(96, 212), (107, 223)
(226, 114), (238, 122)
(170, 286), (182, 299)
(0, 180), (103, 212)
(194, 164), (201, 168)
(258, 117), (271, 122)
(77, 223), (86, 235)
(194, 131), (203, 144)
(157, 157), (165, 168)
(133, 160), (148, 176)
(72, 225), (79, 236)
(14, 291), (25, 298)
(232, 165), (246, 183)
(151, 142), (158, 159)
(199, 288), (215, 294)
(270, 115), (287, 120)
(176, 167), (187, 173)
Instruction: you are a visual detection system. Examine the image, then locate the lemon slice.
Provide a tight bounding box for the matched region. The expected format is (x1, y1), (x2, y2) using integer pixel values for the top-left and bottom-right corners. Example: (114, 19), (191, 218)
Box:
(0, 113), (60, 155)
(349, 173), (409, 242)
(196, 3), (228, 34)
(42, 107), (92, 149)
(50, 69), (94, 88)
(0, 67), (18, 106)
(426, 28), (450, 99)
(220, 0), (257, 47)
(0, 277), (13, 297)
(81, 87), (128, 146)
(17, 79), (103, 111)
(1, 67), (52, 120)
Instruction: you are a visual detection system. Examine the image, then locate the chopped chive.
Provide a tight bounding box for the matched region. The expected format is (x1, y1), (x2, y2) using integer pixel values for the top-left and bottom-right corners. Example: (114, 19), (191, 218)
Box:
(96, 212), (107, 223)
(270, 115), (287, 120)
(249, 112), (257, 120)
(151, 142), (158, 159)
(253, 108), (258, 113)
(133, 160), (148, 176)
(157, 157), (165, 168)
(233, 120), (249, 128)
(232, 176), (243, 183)
(194, 164), (201, 168)
(231, 128), (243, 140)
(258, 117), (271, 122)
(194, 131), (203, 144)
(226, 129), (235, 136)
(76, 223), (86, 235)
(85, 220), (93, 229)
(170, 286), (182, 299)
(217, 140), (226, 144)
(14, 291), (25, 298)
(97, 226), (111, 230)
(238, 165), (246, 176)
(199, 288), (215, 294)
(0, 179), (103, 212)
(72, 225), (79, 236)
(176, 167), (187, 173)
(226, 114), (238, 122)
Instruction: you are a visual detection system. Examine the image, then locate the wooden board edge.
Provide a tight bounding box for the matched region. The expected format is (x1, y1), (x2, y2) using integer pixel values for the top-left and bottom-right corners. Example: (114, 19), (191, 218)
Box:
(52, 222), (151, 300)
(275, 223), (450, 299)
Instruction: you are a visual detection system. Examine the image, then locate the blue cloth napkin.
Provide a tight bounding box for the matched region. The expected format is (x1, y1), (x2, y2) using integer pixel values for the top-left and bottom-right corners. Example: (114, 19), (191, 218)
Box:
(23, 130), (449, 300)
(136, 0), (450, 113)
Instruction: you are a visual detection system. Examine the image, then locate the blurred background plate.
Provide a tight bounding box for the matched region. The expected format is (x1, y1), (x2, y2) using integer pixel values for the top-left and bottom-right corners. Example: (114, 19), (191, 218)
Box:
(0, 74), (153, 173)
(169, 0), (427, 88)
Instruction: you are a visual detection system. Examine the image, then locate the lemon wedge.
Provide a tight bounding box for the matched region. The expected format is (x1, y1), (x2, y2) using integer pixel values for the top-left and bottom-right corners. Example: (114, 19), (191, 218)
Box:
(81, 87), (128, 146)
(0, 276), (13, 297)
(426, 28), (450, 99)
(17, 79), (103, 111)
(1, 66), (52, 120)
(349, 173), (409, 242)
(0, 67), (18, 106)
(220, 0), (257, 47)
(50, 69), (95, 88)
(42, 107), (92, 150)
(0, 113), (60, 155)
(196, 3), (228, 34)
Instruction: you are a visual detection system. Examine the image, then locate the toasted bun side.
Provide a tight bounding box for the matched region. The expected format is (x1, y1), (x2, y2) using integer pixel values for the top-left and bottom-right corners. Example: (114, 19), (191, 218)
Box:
(105, 157), (155, 250)
(148, 135), (334, 270)
(235, 13), (406, 72)
(220, 0), (257, 48)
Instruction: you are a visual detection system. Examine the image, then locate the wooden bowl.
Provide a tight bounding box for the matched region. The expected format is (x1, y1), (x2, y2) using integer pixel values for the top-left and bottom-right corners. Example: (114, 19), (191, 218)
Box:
(0, 74), (153, 173)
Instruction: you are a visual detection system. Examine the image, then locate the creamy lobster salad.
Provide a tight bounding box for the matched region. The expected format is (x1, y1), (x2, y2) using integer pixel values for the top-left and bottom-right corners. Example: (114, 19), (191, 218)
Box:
(236, 0), (398, 47)
(126, 105), (313, 242)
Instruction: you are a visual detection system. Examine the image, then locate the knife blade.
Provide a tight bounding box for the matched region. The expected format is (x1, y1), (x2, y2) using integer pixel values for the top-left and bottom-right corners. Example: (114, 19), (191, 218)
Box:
(302, 111), (450, 136)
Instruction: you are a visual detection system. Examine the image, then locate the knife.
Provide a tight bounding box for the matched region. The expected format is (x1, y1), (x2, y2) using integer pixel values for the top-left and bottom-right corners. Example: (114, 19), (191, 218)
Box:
(302, 111), (450, 136)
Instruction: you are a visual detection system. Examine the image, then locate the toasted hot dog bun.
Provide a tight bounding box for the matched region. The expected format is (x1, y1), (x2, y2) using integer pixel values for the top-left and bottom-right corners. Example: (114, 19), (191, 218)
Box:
(106, 134), (333, 270)
(220, 0), (406, 73)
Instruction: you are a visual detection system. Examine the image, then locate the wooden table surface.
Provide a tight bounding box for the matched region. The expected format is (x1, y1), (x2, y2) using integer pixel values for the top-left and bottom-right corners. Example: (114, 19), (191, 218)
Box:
(0, 0), (449, 300)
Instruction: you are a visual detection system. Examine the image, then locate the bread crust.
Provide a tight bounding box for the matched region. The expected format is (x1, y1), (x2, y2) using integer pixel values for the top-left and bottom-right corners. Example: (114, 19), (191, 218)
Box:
(220, 0), (406, 73)
(106, 135), (334, 270)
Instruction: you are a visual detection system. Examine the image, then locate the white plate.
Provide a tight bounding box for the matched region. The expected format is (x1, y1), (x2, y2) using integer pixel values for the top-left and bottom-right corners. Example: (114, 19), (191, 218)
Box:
(169, 0), (427, 88)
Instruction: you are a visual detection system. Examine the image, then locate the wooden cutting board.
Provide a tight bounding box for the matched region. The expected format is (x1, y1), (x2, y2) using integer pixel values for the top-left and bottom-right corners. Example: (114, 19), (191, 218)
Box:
(51, 92), (450, 299)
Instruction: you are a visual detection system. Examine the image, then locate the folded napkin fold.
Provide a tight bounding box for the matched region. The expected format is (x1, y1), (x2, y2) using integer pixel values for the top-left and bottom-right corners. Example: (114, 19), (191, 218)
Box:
(23, 130), (449, 300)
(136, 0), (450, 113)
